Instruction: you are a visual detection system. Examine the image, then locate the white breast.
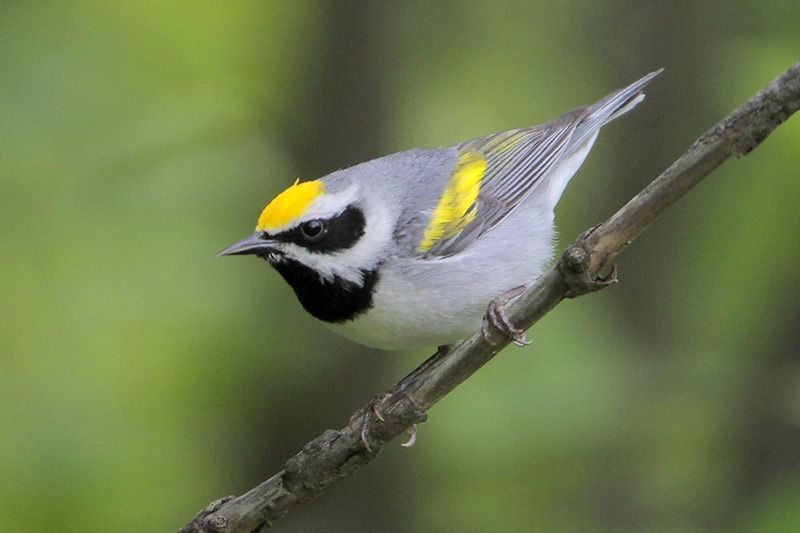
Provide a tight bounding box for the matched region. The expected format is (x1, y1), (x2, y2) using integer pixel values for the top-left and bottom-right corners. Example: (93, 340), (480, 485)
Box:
(325, 200), (556, 349)
(325, 134), (598, 349)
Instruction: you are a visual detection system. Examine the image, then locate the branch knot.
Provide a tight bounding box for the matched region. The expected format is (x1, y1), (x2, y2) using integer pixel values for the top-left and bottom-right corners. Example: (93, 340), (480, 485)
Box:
(558, 241), (617, 298)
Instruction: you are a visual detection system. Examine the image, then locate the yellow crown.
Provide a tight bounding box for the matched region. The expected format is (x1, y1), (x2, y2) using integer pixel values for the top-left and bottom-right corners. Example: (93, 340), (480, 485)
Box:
(256, 179), (325, 232)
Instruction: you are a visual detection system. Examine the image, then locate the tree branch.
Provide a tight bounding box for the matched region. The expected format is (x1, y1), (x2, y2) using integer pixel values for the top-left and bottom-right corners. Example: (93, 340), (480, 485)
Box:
(180, 62), (800, 533)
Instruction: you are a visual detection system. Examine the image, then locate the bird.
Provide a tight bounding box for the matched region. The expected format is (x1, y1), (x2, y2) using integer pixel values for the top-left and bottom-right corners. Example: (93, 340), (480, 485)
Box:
(219, 70), (662, 350)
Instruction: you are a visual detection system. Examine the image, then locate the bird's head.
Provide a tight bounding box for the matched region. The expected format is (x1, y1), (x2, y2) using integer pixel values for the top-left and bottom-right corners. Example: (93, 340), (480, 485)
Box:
(219, 178), (389, 287)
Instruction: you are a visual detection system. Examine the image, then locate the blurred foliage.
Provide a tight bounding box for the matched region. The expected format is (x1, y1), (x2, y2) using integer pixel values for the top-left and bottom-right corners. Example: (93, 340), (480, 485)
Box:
(1, 1), (799, 531)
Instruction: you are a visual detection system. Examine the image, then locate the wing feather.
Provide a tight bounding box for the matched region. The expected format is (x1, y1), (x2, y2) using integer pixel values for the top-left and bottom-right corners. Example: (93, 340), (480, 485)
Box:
(417, 119), (579, 258)
(417, 70), (662, 258)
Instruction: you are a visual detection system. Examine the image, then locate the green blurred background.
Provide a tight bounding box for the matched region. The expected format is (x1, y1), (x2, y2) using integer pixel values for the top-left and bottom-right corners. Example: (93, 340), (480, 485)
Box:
(2, 1), (799, 531)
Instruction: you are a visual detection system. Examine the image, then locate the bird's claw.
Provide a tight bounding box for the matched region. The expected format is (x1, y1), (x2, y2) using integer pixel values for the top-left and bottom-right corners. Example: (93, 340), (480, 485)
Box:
(352, 391), (395, 452)
(360, 421), (371, 452)
(481, 285), (531, 347)
(371, 396), (387, 422)
(400, 424), (418, 448)
(357, 407), (419, 451)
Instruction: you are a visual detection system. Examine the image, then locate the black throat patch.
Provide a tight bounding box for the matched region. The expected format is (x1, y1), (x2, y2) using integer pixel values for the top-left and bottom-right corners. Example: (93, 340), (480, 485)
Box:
(268, 257), (379, 323)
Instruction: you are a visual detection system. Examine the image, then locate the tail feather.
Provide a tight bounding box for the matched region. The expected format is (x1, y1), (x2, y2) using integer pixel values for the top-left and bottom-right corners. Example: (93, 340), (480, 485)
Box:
(572, 69), (663, 147)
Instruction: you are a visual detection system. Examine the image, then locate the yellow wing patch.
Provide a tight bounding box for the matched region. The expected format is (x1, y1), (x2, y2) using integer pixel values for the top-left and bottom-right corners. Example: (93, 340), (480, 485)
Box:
(419, 152), (487, 252)
(256, 179), (325, 232)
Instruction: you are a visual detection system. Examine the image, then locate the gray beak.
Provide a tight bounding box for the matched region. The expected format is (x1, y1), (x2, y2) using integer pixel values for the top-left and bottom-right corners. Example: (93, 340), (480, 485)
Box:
(217, 233), (275, 257)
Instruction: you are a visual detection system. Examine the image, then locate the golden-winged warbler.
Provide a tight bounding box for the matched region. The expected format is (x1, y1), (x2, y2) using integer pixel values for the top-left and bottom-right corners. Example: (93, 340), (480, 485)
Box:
(220, 71), (661, 349)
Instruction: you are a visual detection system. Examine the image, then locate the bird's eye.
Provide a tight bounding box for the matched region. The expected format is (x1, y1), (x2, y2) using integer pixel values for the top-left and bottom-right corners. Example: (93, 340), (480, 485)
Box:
(300, 219), (325, 241)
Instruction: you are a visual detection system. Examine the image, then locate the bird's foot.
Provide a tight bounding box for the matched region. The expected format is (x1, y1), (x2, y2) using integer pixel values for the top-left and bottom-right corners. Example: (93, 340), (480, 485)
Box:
(482, 285), (531, 347)
(400, 424), (418, 448)
(351, 345), (451, 451)
(349, 391), (393, 452)
(353, 393), (423, 451)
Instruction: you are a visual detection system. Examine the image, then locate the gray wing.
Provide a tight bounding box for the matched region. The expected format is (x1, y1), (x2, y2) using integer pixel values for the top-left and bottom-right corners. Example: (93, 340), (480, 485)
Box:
(420, 69), (662, 258)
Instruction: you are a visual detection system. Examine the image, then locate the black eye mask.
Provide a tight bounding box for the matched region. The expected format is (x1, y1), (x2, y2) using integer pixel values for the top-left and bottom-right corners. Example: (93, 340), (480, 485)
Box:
(267, 205), (366, 253)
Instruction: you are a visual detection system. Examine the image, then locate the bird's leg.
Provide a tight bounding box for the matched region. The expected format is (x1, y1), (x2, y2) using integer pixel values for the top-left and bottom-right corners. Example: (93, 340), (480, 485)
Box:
(356, 344), (451, 450)
(482, 285), (531, 347)
(371, 344), (451, 421)
(398, 344), (451, 390)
